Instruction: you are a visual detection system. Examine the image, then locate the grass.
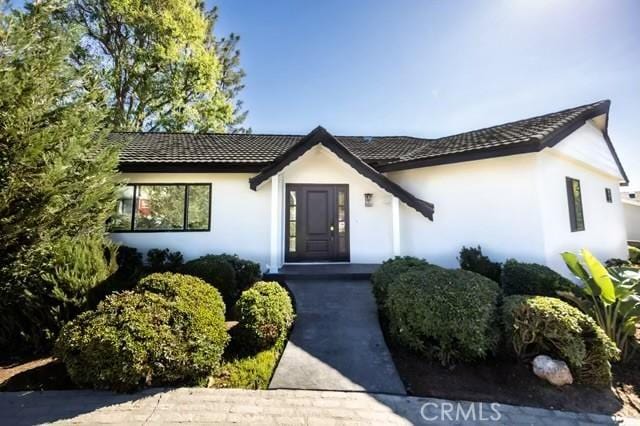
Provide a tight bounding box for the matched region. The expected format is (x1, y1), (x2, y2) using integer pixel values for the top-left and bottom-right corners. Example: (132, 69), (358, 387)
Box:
(208, 336), (287, 390)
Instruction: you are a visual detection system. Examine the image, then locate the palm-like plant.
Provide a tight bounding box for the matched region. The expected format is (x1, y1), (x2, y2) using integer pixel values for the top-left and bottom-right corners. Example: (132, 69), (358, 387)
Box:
(561, 249), (640, 362)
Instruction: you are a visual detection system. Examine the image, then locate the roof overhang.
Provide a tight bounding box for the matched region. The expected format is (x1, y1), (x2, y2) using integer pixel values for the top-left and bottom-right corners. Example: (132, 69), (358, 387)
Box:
(249, 126), (435, 220)
(376, 100), (629, 185)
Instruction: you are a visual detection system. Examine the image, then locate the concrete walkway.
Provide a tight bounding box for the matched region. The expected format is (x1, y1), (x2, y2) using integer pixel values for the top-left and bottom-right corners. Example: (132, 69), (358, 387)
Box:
(269, 280), (405, 394)
(1, 388), (632, 425)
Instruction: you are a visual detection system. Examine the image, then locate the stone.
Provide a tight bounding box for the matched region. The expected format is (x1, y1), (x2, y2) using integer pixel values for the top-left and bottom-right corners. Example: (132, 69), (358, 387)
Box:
(532, 355), (573, 386)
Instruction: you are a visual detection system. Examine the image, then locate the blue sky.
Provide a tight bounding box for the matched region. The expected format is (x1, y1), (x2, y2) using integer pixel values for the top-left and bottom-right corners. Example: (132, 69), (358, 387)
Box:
(212, 0), (639, 187)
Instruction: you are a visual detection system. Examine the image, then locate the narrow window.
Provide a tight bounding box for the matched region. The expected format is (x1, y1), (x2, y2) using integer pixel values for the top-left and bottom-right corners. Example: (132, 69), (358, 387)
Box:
(605, 188), (612, 203)
(110, 183), (211, 232)
(566, 177), (585, 232)
(288, 190), (297, 252)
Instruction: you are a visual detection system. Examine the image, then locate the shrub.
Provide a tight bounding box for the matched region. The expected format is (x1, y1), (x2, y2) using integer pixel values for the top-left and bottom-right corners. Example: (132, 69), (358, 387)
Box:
(385, 266), (501, 365)
(147, 248), (184, 272)
(502, 295), (619, 385)
(501, 259), (573, 297)
(629, 246), (640, 264)
(214, 254), (262, 290)
(182, 256), (237, 305)
(458, 246), (502, 283)
(605, 258), (631, 268)
(55, 273), (228, 392)
(371, 256), (430, 306)
(87, 246), (144, 308)
(234, 281), (294, 350)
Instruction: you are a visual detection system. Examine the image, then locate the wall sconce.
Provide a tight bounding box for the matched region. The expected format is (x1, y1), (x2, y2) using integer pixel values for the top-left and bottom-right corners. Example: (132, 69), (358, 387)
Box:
(364, 193), (373, 207)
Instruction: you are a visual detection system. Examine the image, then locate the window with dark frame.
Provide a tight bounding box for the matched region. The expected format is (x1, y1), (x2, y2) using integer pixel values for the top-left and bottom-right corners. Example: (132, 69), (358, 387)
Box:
(566, 177), (585, 232)
(110, 183), (212, 232)
(605, 188), (612, 203)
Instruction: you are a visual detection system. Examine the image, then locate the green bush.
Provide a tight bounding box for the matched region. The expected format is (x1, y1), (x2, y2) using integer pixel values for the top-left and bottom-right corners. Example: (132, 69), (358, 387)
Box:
(182, 256), (237, 305)
(629, 246), (640, 264)
(458, 246), (502, 283)
(371, 256), (430, 306)
(214, 254), (262, 290)
(385, 266), (501, 365)
(502, 295), (619, 385)
(234, 281), (294, 350)
(87, 246), (144, 308)
(501, 259), (573, 297)
(55, 273), (229, 392)
(147, 248), (184, 272)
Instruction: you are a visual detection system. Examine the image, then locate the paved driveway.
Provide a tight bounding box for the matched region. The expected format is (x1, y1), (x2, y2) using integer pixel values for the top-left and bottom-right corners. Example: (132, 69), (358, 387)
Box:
(269, 280), (406, 394)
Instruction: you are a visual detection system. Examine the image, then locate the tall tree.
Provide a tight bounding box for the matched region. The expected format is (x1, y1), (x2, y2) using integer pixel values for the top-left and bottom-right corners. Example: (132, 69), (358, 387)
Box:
(206, 6), (249, 133)
(62, 0), (247, 132)
(0, 0), (120, 354)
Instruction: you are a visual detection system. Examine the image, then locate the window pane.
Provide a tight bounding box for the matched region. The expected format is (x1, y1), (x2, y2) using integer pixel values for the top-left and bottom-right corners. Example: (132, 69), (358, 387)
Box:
(572, 180), (584, 230)
(134, 185), (185, 230)
(338, 206), (345, 222)
(289, 190), (296, 206)
(338, 221), (345, 234)
(289, 237), (296, 252)
(289, 221), (296, 237)
(289, 206), (296, 221)
(187, 185), (210, 230)
(338, 191), (345, 206)
(111, 186), (134, 231)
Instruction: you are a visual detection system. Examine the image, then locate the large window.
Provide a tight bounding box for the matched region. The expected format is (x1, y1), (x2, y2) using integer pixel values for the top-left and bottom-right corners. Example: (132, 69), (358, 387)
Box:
(110, 184), (211, 232)
(566, 177), (585, 232)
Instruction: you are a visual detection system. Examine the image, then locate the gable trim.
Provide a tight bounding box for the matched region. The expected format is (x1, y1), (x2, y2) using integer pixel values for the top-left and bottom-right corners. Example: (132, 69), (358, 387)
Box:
(249, 126), (435, 220)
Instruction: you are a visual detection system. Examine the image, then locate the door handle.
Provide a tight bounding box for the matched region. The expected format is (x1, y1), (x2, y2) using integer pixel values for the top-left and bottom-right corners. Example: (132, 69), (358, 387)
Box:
(330, 224), (335, 232)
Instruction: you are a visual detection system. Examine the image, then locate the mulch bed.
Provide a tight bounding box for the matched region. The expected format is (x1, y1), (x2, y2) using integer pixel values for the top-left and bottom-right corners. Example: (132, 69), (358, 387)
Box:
(386, 339), (640, 418)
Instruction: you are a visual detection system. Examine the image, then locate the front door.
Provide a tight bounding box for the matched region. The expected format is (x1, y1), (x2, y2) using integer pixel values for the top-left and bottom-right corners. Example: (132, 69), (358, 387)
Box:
(285, 184), (349, 262)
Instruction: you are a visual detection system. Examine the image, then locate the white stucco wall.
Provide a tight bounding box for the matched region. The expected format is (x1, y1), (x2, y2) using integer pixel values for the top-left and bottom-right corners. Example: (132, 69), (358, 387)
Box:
(535, 148), (627, 272)
(387, 153), (547, 268)
(623, 201), (640, 241)
(110, 172), (272, 269)
(278, 145), (394, 264)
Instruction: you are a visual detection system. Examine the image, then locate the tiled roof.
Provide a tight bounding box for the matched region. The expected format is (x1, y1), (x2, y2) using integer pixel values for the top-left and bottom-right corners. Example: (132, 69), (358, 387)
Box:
(110, 100), (612, 168)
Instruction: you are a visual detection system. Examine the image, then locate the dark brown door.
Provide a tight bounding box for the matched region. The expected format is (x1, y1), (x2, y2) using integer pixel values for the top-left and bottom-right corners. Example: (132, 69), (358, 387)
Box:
(285, 184), (349, 262)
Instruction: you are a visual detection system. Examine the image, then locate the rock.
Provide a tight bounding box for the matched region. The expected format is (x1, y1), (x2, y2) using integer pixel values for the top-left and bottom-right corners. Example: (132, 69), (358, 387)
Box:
(532, 355), (573, 386)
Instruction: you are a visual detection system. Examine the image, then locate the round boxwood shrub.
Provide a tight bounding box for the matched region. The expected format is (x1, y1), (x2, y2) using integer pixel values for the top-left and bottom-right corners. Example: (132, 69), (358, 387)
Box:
(371, 256), (430, 307)
(181, 255), (237, 305)
(502, 295), (619, 385)
(501, 259), (573, 297)
(458, 246), (502, 283)
(234, 281), (294, 350)
(629, 246), (640, 264)
(55, 273), (229, 392)
(385, 266), (501, 365)
(214, 253), (262, 290)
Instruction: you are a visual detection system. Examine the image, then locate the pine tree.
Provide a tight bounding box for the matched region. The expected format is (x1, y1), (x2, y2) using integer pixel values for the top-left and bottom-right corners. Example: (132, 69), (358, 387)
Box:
(0, 1), (121, 355)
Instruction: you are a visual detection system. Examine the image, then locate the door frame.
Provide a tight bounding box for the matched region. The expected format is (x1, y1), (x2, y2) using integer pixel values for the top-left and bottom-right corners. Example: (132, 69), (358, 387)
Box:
(284, 183), (350, 263)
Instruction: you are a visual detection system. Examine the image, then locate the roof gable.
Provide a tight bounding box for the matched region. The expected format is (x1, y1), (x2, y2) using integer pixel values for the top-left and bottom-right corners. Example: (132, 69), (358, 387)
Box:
(249, 127), (435, 220)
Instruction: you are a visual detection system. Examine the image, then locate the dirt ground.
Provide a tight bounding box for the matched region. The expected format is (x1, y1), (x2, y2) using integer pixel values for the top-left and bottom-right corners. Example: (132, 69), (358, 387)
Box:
(388, 340), (640, 418)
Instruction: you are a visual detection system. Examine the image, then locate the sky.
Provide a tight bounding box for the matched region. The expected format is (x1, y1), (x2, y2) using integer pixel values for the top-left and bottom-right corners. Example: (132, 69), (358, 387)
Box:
(211, 0), (639, 187)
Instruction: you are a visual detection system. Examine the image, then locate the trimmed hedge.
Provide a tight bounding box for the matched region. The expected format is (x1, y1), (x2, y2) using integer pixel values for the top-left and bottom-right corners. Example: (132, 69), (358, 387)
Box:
(182, 256), (237, 305)
(501, 259), (573, 297)
(385, 266), (501, 365)
(234, 281), (294, 350)
(55, 273), (228, 392)
(502, 295), (619, 385)
(181, 254), (261, 305)
(371, 256), (430, 306)
(458, 246), (502, 283)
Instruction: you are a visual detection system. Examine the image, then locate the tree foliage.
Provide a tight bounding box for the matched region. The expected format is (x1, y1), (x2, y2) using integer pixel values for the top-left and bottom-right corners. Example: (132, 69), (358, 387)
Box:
(62, 0), (247, 132)
(0, 1), (121, 355)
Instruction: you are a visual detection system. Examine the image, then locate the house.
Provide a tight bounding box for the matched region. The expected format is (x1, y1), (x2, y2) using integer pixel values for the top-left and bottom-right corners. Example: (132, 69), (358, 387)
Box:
(621, 190), (640, 243)
(109, 100), (629, 275)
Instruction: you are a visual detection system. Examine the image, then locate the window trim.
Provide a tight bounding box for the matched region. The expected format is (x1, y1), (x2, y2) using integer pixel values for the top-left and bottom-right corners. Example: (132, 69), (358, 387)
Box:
(605, 188), (613, 203)
(110, 183), (212, 233)
(566, 177), (585, 232)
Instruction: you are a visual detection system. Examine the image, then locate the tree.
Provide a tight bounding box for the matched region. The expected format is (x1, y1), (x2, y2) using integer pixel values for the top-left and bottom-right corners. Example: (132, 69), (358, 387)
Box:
(62, 0), (248, 133)
(0, 1), (121, 354)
